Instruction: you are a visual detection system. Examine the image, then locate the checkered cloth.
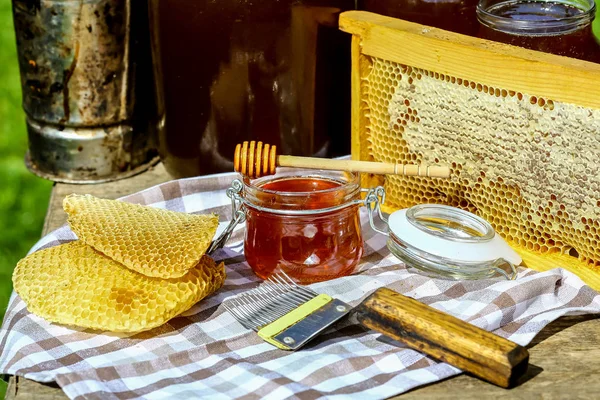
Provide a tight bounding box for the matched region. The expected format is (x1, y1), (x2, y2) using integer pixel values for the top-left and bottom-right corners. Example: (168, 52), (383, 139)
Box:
(1, 172), (600, 400)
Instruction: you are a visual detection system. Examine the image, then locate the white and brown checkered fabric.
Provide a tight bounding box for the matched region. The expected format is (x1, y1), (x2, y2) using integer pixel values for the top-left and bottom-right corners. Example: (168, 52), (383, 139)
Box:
(1, 172), (599, 400)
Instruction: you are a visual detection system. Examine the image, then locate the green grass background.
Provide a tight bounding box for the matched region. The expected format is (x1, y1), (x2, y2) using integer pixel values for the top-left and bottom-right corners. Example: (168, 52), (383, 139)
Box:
(595, 5), (600, 37)
(0, 0), (52, 315)
(0, 0), (598, 398)
(0, 0), (54, 396)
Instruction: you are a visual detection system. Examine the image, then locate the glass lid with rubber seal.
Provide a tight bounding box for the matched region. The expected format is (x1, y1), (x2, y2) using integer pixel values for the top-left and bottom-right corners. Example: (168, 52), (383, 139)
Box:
(380, 204), (522, 280)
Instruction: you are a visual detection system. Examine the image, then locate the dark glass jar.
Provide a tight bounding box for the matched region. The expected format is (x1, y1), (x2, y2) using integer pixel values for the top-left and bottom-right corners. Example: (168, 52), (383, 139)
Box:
(477, 0), (600, 63)
(359, 0), (481, 36)
(148, 0), (354, 178)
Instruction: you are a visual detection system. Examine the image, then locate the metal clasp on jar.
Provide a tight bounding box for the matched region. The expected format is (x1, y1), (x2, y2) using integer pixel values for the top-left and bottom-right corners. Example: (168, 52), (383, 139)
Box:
(362, 186), (389, 236)
(207, 179), (246, 254)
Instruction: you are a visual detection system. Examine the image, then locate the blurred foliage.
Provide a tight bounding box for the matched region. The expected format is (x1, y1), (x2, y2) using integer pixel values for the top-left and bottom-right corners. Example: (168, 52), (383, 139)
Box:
(594, 2), (600, 39)
(0, 0), (53, 396)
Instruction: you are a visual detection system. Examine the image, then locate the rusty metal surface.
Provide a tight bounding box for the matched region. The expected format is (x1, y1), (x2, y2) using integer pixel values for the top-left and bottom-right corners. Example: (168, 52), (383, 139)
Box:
(13, 0), (157, 183)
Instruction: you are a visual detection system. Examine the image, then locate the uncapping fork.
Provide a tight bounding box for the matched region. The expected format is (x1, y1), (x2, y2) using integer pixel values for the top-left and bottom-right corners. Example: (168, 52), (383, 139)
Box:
(224, 272), (529, 388)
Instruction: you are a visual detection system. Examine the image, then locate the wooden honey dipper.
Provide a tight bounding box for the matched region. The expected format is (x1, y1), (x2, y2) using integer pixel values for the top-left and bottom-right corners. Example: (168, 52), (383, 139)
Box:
(234, 141), (451, 179)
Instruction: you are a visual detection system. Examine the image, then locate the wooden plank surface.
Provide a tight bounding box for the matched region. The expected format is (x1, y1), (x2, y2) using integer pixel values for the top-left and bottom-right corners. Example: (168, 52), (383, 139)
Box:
(5, 162), (600, 399)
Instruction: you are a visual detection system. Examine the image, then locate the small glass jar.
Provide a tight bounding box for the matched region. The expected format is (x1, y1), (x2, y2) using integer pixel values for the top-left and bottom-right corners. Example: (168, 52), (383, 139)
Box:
(477, 0), (600, 63)
(241, 169), (363, 283)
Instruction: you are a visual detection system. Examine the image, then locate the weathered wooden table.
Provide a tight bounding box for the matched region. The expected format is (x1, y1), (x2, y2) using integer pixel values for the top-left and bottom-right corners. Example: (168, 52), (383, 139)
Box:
(5, 163), (600, 399)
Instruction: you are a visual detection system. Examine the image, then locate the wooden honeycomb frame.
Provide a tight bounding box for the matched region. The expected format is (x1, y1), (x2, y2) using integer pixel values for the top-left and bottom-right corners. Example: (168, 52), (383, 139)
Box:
(340, 11), (600, 290)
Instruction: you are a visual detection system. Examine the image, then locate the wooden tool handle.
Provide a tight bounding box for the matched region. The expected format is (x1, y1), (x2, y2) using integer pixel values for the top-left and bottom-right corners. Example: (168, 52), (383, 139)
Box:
(234, 141), (451, 179)
(354, 288), (529, 388)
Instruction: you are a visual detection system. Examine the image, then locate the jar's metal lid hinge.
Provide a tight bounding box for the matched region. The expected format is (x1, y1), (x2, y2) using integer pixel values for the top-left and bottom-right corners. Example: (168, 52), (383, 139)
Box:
(208, 179), (245, 254)
(363, 186), (389, 236)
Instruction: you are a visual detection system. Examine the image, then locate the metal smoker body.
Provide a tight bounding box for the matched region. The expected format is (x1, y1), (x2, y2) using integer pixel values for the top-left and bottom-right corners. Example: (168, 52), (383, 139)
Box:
(13, 0), (158, 183)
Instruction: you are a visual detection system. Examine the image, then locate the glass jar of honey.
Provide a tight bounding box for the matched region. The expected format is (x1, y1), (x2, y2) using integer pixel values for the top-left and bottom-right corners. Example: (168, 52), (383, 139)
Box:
(359, 0), (481, 36)
(477, 0), (600, 63)
(237, 169), (363, 283)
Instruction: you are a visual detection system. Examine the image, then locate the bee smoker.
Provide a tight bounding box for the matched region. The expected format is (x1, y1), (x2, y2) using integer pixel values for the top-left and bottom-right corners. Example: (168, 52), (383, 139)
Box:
(12, 0), (158, 183)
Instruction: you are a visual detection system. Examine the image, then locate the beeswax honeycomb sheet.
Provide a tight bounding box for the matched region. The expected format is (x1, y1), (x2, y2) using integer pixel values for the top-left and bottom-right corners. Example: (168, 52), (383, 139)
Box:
(13, 242), (225, 332)
(63, 194), (219, 279)
(357, 54), (600, 277)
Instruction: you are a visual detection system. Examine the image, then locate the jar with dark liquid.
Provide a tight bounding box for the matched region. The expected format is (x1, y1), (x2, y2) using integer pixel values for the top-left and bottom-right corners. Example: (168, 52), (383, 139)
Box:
(359, 0), (481, 35)
(242, 169), (363, 283)
(477, 0), (600, 62)
(148, 0), (354, 178)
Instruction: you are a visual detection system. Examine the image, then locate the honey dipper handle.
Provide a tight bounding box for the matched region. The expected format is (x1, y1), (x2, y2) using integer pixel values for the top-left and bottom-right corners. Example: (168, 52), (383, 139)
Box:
(354, 288), (529, 388)
(278, 155), (450, 178)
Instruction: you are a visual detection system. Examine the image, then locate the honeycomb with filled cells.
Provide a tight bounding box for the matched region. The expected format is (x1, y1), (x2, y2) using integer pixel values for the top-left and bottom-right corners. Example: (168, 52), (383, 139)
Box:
(64, 194), (219, 279)
(359, 55), (600, 268)
(13, 241), (226, 332)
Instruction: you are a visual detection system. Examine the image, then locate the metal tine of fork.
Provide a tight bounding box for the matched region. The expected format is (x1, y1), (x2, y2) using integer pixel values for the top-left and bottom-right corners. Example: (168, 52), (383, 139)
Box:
(265, 273), (307, 299)
(241, 299), (288, 324)
(261, 275), (294, 295)
(224, 301), (257, 330)
(236, 296), (278, 326)
(225, 309), (256, 329)
(260, 278), (306, 306)
(260, 279), (307, 307)
(222, 302), (239, 321)
(263, 278), (309, 307)
(228, 298), (262, 329)
(243, 287), (288, 312)
(269, 273), (315, 301)
(227, 271), (331, 332)
(253, 285), (299, 312)
(275, 269), (312, 293)
(266, 272), (295, 289)
(234, 288), (300, 330)
(276, 271), (319, 298)
(231, 295), (278, 329)
(281, 271), (319, 298)
(231, 297), (273, 328)
(239, 293), (287, 326)
(267, 272), (308, 297)
(243, 290), (293, 320)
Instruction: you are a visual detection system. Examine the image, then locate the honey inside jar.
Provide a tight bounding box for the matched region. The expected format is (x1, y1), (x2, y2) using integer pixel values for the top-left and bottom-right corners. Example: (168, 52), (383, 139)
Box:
(243, 170), (363, 283)
(477, 0), (600, 62)
(359, 0), (481, 36)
